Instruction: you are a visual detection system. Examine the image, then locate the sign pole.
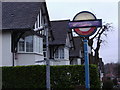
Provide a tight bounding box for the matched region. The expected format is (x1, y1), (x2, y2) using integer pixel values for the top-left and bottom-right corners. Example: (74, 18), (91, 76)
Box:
(83, 39), (90, 90)
(45, 24), (50, 90)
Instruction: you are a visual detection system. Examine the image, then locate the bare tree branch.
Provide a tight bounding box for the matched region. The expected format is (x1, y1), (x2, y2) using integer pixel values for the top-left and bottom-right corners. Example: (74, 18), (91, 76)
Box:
(88, 23), (113, 65)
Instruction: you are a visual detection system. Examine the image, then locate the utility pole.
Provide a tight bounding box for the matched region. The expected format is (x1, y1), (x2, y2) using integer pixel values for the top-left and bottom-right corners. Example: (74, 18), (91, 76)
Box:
(45, 24), (50, 90)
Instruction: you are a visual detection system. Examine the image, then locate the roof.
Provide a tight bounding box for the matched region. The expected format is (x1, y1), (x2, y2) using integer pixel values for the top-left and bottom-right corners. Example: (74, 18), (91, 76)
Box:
(2, 2), (49, 30)
(70, 36), (83, 58)
(49, 20), (71, 45)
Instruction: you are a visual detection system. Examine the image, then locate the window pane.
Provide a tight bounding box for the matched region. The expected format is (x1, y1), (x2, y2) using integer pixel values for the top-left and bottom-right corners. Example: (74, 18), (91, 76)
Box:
(19, 38), (25, 51)
(60, 48), (64, 59)
(36, 36), (39, 53)
(39, 38), (41, 53)
(26, 36), (33, 52)
(55, 49), (58, 59)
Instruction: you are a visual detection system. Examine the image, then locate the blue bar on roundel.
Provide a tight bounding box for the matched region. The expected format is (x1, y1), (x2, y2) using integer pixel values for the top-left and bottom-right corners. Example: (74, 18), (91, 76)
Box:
(68, 19), (102, 29)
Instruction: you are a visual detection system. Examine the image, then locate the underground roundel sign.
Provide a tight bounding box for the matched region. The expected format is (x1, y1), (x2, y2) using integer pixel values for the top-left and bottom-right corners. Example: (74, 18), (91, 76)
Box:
(74, 26), (96, 37)
(70, 11), (101, 37)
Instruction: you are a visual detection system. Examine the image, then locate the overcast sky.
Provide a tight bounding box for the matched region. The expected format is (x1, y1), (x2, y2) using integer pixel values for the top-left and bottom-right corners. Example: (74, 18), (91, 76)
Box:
(46, 0), (119, 64)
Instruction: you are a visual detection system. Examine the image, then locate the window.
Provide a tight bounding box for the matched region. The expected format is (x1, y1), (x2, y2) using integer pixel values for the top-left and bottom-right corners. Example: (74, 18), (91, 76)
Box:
(60, 48), (64, 59)
(18, 36), (33, 52)
(33, 9), (46, 36)
(35, 36), (43, 53)
(54, 48), (64, 59)
(55, 49), (59, 59)
(18, 38), (25, 51)
(26, 36), (33, 52)
(18, 35), (42, 54)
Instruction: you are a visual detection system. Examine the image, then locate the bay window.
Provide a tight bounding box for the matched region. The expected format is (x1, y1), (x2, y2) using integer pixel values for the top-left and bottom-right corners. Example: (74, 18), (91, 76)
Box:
(18, 35), (43, 54)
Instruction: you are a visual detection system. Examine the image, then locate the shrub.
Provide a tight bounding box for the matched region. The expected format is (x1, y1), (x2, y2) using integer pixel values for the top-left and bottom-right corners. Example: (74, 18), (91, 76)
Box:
(2, 65), (100, 89)
(102, 80), (114, 90)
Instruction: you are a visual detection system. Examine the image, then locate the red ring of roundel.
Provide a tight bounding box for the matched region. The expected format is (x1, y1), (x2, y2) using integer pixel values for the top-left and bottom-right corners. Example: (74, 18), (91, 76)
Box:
(74, 27), (96, 36)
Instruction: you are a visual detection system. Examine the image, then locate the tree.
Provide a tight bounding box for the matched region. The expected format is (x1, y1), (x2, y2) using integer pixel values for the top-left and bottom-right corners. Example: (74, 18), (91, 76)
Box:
(88, 23), (113, 65)
(113, 78), (118, 86)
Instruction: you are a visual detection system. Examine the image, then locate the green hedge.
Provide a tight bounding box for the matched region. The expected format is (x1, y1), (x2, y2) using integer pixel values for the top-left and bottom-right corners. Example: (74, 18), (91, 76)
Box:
(2, 65), (100, 89)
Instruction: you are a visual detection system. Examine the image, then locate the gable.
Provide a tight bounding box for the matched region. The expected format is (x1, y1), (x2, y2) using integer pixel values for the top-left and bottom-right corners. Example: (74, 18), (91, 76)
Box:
(70, 37), (83, 58)
(49, 20), (71, 45)
(65, 33), (71, 48)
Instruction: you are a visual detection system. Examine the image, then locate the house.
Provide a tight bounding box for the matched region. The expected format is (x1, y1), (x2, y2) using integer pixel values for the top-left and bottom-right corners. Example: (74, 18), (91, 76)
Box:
(1, 2), (52, 66)
(47, 20), (74, 65)
(70, 36), (84, 65)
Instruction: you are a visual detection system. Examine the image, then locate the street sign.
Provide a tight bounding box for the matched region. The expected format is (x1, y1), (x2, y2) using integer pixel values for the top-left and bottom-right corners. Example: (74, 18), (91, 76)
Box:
(68, 19), (102, 36)
(71, 11), (102, 37)
(69, 11), (102, 90)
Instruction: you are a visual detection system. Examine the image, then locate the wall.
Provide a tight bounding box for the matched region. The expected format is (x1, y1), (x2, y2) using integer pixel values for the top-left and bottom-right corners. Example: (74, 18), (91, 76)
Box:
(70, 58), (81, 65)
(64, 47), (69, 60)
(50, 60), (70, 66)
(64, 33), (71, 61)
(16, 53), (44, 66)
(0, 31), (2, 66)
(2, 32), (13, 66)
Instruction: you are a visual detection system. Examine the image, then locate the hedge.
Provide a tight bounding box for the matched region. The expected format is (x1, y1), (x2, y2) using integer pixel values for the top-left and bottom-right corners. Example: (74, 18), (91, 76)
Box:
(2, 65), (100, 89)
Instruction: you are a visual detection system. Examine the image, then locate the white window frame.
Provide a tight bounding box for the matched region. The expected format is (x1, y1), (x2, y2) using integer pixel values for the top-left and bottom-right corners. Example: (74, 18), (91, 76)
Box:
(34, 9), (46, 36)
(34, 9), (42, 31)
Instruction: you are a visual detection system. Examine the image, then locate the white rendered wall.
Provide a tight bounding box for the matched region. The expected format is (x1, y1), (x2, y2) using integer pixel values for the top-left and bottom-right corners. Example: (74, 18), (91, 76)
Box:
(50, 60), (70, 66)
(70, 58), (81, 65)
(16, 53), (44, 66)
(77, 58), (81, 65)
(0, 31), (2, 66)
(64, 47), (69, 60)
(2, 32), (12, 66)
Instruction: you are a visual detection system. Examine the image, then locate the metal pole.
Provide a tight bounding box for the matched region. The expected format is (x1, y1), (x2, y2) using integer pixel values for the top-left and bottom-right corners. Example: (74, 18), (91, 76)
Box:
(83, 39), (90, 90)
(45, 25), (50, 90)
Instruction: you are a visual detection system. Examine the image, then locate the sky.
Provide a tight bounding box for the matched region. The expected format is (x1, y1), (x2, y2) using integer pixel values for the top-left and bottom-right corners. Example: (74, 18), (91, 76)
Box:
(46, 0), (119, 64)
